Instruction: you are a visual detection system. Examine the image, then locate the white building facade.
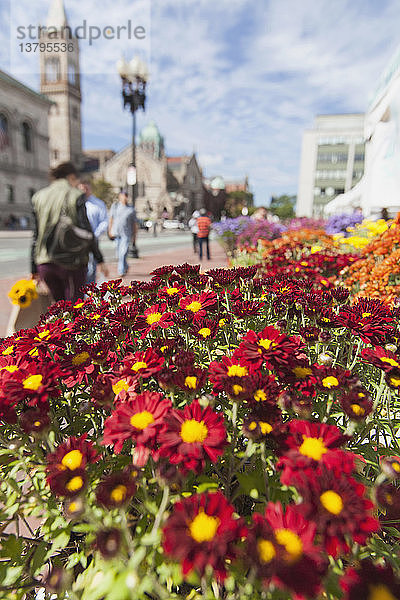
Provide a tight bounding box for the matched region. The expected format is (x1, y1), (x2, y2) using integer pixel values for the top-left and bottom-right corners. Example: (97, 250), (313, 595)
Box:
(297, 114), (365, 217)
(325, 46), (400, 218)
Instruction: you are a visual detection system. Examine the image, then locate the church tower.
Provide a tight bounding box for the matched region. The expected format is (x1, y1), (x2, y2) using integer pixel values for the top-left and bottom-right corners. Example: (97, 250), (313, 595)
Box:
(39, 0), (82, 167)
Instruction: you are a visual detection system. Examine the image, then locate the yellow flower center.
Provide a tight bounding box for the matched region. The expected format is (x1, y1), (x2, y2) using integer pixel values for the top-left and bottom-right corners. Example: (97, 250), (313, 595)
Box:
(274, 528), (303, 561)
(299, 436), (328, 461)
(166, 287), (179, 295)
(61, 450), (83, 470)
(254, 389), (267, 402)
(72, 352), (90, 366)
(22, 374), (43, 391)
(184, 376), (198, 389)
(189, 510), (220, 542)
(66, 476), (84, 493)
(112, 378), (130, 395)
(90, 314), (101, 320)
(198, 327), (211, 338)
(74, 301), (84, 308)
(232, 384), (243, 396)
(29, 348), (39, 357)
(219, 318), (226, 327)
(35, 329), (50, 340)
(322, 376), (339, 388)
(131, 361), (148, 372)
(381, 357), (400, 368)
(392, 462), (400, 473)
(368, 584), (397, 600)
(110, 484), (128, 504)
(130, 411), (155, 430)
(180, 419), (208, 443)
(292, 367), (312, 379)
(33, 420), (41, 427)
(248, 421), (273, 434)
(320, 490), (343, 515)
(146, 312), (162, 325)
(389, 376), (400, 387)
(257, 539), (276, 563)
(186, 301), (202, 313)
(2, 345), (14, 355)
(258, 338), (277, 351)
(362, 312), (372, 318)
(350, 404), (365, 416)
(227, 364), (248, 377)
(2, 365), (18, 373)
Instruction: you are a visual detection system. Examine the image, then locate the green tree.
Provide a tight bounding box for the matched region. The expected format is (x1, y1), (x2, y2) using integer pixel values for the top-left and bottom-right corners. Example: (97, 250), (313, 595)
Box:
(269, 194), (296, 220)
(91, 178), (116, 209)
(225, 190), (254, 217)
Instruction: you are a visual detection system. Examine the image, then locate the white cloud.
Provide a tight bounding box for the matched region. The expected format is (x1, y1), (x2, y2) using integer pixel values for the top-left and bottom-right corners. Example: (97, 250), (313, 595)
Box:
(3, 0), (400, 203)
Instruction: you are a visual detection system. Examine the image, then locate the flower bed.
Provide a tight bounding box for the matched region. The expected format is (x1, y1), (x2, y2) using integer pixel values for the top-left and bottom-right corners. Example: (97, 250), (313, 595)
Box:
(341, 214), (400, 303)
(1, 260), (400, 599)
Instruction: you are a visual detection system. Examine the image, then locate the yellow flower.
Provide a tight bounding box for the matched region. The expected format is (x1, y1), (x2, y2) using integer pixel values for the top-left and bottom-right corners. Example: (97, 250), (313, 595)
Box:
(8, 279), (38, 308)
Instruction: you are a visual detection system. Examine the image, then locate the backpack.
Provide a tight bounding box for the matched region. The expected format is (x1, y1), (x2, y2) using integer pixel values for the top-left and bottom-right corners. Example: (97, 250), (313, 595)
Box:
(45, 193), (94, 268)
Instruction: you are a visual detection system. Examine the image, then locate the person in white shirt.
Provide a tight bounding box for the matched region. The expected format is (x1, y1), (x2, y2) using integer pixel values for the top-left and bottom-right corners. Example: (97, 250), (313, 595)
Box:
(188, 210), (200, 254)
(79, 178), (109, 284)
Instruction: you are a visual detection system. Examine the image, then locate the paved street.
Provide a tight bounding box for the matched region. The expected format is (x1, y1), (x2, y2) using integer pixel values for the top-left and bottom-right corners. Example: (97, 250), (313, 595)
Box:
(0, 230), (227, 337)
(0, 229), (195, 280)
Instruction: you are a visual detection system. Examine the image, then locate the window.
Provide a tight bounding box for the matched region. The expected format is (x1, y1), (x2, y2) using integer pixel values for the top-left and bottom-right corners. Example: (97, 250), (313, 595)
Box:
(317, 152), (348, 164)
(315, 169), (347, 180)
(137, 182), (145, 196)
(68, 62), (76, 85)
(72, 106), (78, 120)
(7, 184), (14, 203)
(0, 113), (10, 150)
(53, 149), (59, 160)
(22, 121), (32, 152)
(354, 153), (365, 162)
(45, 58), (60, 82)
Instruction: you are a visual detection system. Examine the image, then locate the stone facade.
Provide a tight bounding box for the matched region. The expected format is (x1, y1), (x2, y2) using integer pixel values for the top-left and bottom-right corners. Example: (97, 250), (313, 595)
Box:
(0, 70), (51, 227)
(167, 154), (204, 218)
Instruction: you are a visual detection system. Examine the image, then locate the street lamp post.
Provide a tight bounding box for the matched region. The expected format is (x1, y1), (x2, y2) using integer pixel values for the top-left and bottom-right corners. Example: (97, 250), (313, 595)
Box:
(116, 56), (149, 206)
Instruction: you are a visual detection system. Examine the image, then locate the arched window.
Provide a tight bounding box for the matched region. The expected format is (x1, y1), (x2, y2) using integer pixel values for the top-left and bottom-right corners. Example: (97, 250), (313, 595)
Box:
(0, 113), (10, 151)
(45, 58), (60, 82)
(22, 121), (32, 153)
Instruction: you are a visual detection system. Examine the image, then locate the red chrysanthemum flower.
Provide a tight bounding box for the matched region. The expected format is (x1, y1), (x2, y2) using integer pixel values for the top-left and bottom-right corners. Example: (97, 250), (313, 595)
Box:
(385, 367), (400, 391)
(232, 300), (265, 317)
(19, 406), (50, 434)
(158, 399), (226, 473)
(277, 420), (353, 486)
(190, 318), (218, 341)
(2, 361), (61, 407)
(336, 299), (394, 345)
(120, 348), (164, 379)
(162, 491), (244, 580)
(295, 467), (379, 556)
(157, 284), (187, 304)
(47, 435), (99, 497)
(102, 391), (172, 461)
(236, 326), (303, 371)
(135, 304), (174, 337)
(171, 367), (208, 395)
(312, 365), (355, 392)
(245, 502), (325, 598)
(361, 346), (400, 372)
(16, 320), (73, 356)
(376, 482), (400, 524)
(179, 290), (218, 319)
(341, 559), (400, 600)
(339, 387), (373, 421)
(95, 468), (137, 509)
(209, 353), (253, 395)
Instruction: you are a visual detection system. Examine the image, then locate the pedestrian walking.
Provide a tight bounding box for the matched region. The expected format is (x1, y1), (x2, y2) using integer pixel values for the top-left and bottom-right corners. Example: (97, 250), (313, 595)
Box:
(31, 162), (108, 302)
(197, 208), (211, 260)
(108, 189), (138, 278)
(78, 177), (108, 284)
(188, 210), (200, 253)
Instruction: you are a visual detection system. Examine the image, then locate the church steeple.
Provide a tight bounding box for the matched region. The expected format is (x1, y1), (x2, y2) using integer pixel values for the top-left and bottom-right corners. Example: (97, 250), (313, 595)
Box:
(46, 0), (68, 29)
(39, 0), (82, 167)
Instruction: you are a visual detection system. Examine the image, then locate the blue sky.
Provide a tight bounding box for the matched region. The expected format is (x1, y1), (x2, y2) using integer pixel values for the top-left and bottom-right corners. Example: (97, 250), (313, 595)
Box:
(3, 0), (400, 205)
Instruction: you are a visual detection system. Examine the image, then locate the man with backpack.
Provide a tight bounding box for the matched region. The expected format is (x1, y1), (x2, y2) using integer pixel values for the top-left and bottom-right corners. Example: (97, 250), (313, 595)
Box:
(31, 162), (108, 302)
(196, 208), (212, 260)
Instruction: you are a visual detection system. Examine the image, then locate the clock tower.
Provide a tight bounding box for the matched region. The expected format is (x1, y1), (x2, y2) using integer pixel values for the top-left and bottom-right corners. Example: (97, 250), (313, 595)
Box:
(39, 0), (82, 167)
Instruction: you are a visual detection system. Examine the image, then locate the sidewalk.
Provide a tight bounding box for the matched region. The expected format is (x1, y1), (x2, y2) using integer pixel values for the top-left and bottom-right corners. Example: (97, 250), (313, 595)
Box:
(0, 240), (227, 337)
